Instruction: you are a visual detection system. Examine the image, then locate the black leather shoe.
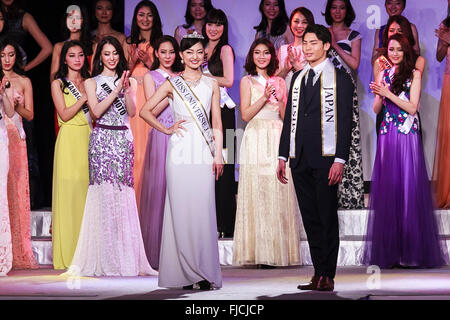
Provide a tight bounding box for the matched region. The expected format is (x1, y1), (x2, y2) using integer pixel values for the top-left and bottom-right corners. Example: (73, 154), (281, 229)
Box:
(297, 276), (320, 290)
(260, 264), (276, 269)
(198, 280), (212, 290)
(317, 276), (334, 291)
(182, 284), (194, 290)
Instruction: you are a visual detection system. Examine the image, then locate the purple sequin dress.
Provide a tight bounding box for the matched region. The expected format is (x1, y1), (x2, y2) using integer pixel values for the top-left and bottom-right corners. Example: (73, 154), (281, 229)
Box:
(67, 74), (157, 277)
(139, 70), (173, 270)
(363, 69), (446, 268)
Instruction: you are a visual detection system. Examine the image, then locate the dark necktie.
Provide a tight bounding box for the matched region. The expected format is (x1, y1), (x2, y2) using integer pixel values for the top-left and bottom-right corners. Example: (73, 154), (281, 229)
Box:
(304, 68), (316, 104)
(306, 68), (315, 89)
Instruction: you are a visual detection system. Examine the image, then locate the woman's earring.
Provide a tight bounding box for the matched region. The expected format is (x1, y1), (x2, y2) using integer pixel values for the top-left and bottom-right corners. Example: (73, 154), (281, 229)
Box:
(181, 59), (184, 64)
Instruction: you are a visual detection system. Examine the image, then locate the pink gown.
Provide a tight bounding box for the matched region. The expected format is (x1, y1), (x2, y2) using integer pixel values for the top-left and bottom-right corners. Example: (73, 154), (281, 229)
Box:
(5, 89), (38, 270)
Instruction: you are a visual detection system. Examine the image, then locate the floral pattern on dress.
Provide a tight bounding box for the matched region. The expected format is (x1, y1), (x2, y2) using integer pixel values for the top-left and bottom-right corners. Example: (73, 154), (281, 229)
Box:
(380, 109), (419, 135)
(329, 47), (365, 209)
(380, 70), (417, 135)
(89, 75), (134, 190)
(89, 129), (134, 189)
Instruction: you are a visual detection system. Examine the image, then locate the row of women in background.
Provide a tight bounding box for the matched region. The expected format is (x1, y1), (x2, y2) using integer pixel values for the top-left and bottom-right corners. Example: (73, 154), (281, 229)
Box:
(0, 0), (449, 285)
(0, 0), (49, 276)
(0, 0), (145, 275)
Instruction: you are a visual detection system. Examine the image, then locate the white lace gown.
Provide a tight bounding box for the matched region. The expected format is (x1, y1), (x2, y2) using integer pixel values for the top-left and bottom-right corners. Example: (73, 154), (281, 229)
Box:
(0, 100), (12, 276)
(66, 75), (157, 277)
(158, 76), (222, 289)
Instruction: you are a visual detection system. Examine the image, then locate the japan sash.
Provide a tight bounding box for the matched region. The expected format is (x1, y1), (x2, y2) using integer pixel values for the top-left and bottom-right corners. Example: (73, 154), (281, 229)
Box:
(289, 59), (337, 157)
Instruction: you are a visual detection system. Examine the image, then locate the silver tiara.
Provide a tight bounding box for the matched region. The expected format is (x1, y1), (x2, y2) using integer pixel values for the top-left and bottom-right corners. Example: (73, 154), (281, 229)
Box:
(182, 31), (204, 40)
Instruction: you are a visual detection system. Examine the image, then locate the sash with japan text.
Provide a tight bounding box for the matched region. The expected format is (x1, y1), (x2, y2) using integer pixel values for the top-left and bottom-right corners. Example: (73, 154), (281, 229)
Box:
(289, 59), (337, 157)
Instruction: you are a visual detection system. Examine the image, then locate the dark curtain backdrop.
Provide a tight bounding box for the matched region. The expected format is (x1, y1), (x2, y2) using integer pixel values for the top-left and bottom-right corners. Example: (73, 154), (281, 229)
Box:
(21, 0), (124, 209)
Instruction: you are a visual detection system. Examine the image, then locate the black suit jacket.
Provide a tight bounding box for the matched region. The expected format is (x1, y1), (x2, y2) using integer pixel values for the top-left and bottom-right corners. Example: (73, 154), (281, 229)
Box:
(279, 66), (354, 169)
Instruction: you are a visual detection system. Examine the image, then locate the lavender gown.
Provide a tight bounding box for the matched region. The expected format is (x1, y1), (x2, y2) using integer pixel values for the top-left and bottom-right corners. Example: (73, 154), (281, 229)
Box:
(363, 69), (446, 268)
(139, 69), (173, 270)
(158, 75), (222, 289)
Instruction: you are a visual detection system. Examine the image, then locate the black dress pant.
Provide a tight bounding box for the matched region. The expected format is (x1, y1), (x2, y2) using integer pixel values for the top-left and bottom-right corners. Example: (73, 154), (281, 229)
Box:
(291, 153), (340, 279)
(215, 107), (237, 237)
(23, 119), (43, 209)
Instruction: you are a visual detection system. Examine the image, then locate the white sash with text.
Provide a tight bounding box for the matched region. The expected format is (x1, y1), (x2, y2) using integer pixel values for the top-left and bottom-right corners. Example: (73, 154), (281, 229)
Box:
(65, 79), (93, 130)
(289, 59), (337, 157)
(202, 64), (236, 109)
(169, 76), (216, 158)
(98, 78), (133, 142)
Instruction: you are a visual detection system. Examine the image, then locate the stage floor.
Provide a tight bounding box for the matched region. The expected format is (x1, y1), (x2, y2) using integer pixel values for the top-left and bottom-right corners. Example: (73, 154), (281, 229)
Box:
(1, 266), (450, 300)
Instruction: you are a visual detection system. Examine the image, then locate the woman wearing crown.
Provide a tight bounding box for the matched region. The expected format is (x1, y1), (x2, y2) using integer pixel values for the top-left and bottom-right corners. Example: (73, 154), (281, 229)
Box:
(140, 31), (223, 290)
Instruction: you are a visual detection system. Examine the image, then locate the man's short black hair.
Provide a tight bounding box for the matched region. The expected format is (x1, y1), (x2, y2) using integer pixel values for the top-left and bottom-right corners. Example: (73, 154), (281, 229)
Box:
(304, 24), (332, 47)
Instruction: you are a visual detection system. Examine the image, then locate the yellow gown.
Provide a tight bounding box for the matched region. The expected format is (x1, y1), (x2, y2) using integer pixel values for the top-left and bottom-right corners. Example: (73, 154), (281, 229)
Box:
(52, 82), (91, 269)
(233, 76), (302, 266)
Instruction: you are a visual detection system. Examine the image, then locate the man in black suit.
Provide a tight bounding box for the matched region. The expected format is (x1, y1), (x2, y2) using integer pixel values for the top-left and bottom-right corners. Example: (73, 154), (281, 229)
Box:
(277, 24), (353, 292)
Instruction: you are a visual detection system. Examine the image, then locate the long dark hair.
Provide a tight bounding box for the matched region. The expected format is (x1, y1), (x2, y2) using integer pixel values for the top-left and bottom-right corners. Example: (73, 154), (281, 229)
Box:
(127, 0), (162, 47)
(54, 40), (91, 93)
(381, 15), (415, 49)
(386, 34), (415, 96)
(1, 0), (24, 20)
(0, 5), (8, 35)
(60, 4), (93, 56)
(244, 38), (278, 76)
(150, 35), (184, 72)
(202, 8), (234, 76)
(0, 38), (25, 80)
(289, 7), (315, 35)
(91, 36), (128, 83)
(183, 0), (214, 29)
(323, 0), (356, 27)
(92, 0), (122, 31)
(254, 0), (289, 37)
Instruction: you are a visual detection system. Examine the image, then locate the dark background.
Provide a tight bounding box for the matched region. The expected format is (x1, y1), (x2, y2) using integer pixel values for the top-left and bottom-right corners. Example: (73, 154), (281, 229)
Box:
(21, 0), (124, 209)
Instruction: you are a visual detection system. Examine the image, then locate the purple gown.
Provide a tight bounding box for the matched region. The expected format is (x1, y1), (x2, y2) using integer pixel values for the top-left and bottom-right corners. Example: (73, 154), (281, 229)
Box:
(363, 69), (446, 268)
(139, 70), (173, 270)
